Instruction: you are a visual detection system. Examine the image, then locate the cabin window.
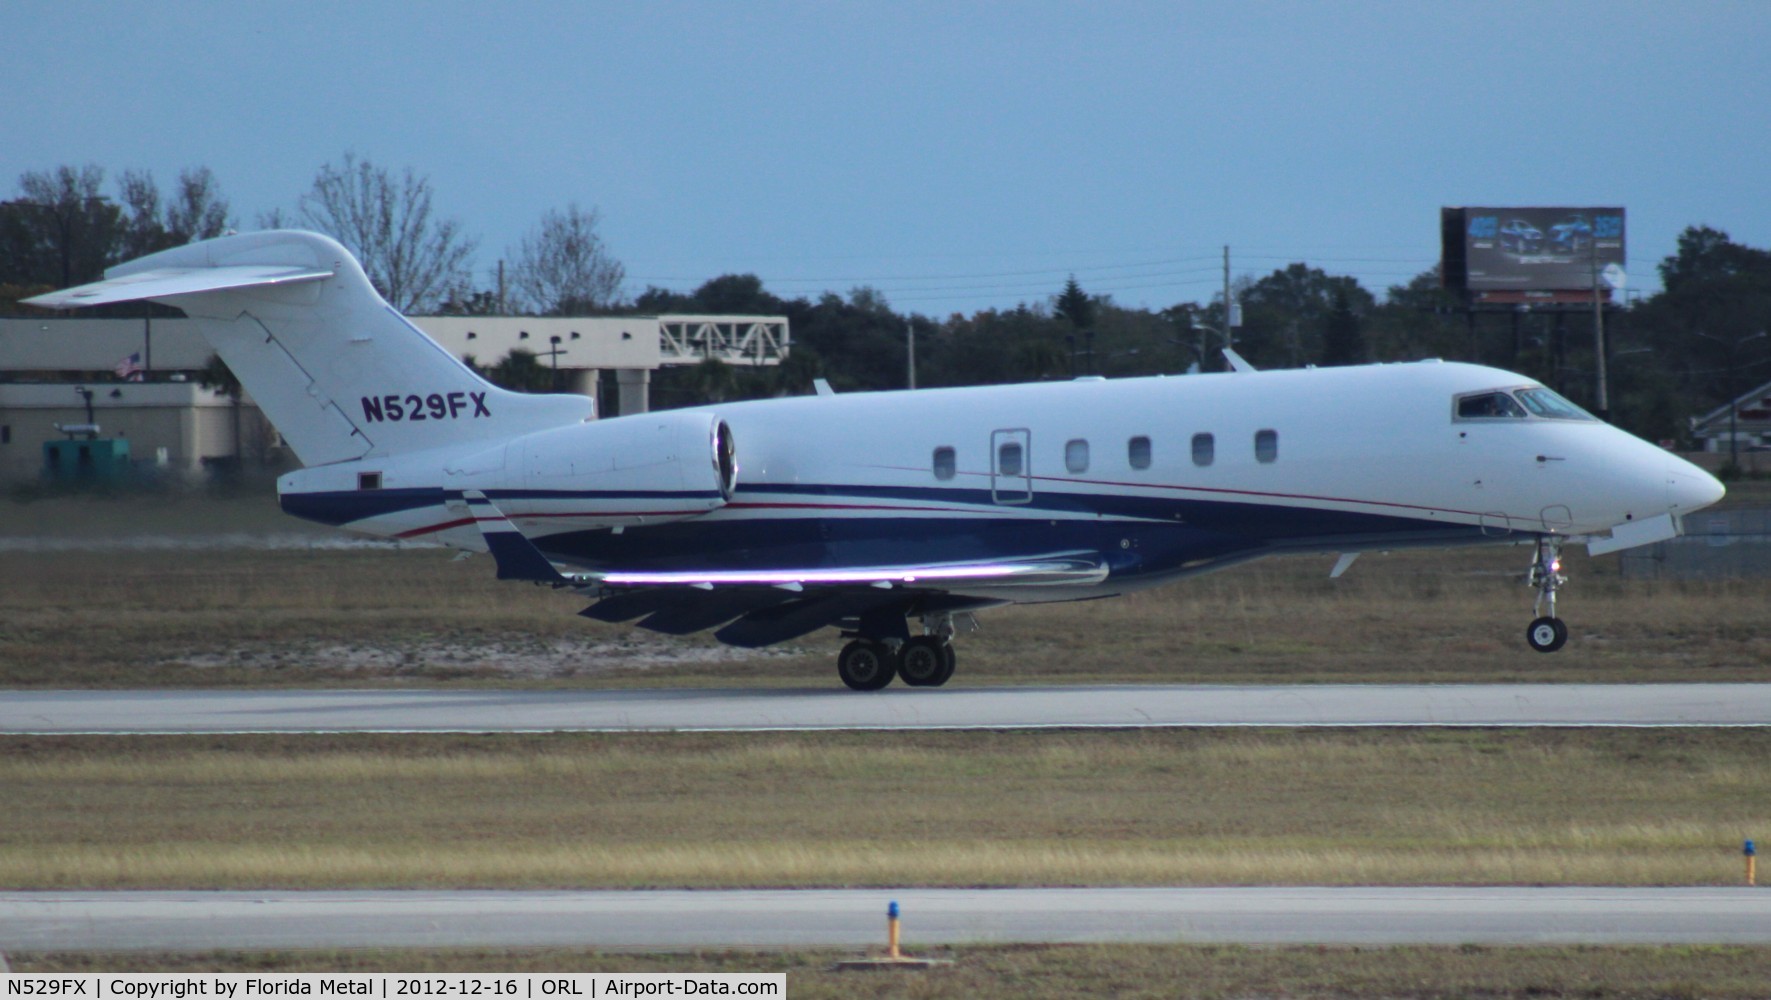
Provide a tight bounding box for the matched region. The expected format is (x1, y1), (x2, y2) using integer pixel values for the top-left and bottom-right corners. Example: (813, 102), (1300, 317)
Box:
(1065, 439), (1089, 473)
(1191, 432), (1214, 466)
(1456, 390), (1528, 420)
(1128, 435), (1152, 470)
(1254, 429), (1278, 464)
(933, 446), (956, 481)
(998, 441), (1024, 477)
(358, 471), (383, 490)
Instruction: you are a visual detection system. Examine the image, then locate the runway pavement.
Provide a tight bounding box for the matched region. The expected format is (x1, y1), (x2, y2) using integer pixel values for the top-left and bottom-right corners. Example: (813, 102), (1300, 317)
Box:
(6, 888), (1771, 951)
(4, 683), (1771, 733)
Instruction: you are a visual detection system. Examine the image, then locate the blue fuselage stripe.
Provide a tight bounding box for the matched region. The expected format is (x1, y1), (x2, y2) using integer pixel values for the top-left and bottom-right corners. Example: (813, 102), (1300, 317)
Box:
(279, 482), (1486, 582)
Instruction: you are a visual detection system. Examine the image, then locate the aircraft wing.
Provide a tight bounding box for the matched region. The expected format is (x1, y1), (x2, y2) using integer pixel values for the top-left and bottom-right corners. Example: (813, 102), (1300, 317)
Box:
(462, 491), (1105, 647)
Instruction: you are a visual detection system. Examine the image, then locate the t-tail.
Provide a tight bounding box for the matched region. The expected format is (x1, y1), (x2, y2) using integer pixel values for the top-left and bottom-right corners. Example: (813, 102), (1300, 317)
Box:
(24, 230), (593, 465)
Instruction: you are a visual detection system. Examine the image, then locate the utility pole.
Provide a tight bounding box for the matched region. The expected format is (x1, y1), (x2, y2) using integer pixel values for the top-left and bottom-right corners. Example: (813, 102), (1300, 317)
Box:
(1222, 246), (1232, 351)
(906, 318), (916, 390)
(497, 260), (507, 314)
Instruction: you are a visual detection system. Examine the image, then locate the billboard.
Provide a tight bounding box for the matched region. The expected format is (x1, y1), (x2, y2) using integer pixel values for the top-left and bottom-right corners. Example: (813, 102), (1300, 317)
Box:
(1441, 207), (1625, 292)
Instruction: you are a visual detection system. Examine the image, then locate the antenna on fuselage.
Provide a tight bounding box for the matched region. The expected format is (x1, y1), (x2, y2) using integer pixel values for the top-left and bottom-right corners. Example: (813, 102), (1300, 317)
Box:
(1222, 348), (1257, 373)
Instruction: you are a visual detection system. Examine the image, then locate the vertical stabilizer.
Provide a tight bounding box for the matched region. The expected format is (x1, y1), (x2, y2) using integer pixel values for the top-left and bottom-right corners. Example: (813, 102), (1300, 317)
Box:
(24, 230), (594, 465)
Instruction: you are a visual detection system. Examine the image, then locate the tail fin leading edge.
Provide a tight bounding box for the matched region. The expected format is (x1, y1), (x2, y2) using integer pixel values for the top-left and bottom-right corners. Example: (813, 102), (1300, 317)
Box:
(25, 230), (593, 466)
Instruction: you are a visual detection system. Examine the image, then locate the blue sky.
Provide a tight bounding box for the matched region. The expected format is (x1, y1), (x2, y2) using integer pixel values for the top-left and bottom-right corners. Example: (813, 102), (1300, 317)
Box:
(6, 1), (1767, 316)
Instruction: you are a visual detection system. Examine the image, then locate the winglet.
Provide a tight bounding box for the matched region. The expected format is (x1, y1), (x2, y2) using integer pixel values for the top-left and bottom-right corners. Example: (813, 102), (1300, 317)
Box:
(462, 490), (570, 582)
(1222, 348), (1257, 373)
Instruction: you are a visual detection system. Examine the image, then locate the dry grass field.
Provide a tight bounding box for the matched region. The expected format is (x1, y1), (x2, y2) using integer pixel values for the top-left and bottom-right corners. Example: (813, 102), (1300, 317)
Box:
(3, 729), (1767, 890)
(5, 492), (1770, 995)
(2, 491), (1766, 687)
(16, 943), (1771, 999)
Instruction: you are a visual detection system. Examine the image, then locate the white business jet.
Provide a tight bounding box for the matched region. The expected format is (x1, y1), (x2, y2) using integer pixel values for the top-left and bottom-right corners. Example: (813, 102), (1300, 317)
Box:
(28, 231), (1725, 689)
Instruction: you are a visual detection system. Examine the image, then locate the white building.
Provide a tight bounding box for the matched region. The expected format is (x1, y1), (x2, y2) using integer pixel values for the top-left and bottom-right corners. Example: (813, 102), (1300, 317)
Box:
(0, 314), (787, 483)
(1689, 377), (1771, 455)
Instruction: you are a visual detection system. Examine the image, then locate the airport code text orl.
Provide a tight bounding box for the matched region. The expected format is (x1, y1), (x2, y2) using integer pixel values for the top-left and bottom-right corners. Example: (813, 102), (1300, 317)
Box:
(4, 978), (782, 1000)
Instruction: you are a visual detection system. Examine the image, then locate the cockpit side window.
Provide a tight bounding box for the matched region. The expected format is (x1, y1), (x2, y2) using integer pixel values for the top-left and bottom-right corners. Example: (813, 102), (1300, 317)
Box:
(1455, 391), (1527, 420)
(1516, 387), (1595, 420)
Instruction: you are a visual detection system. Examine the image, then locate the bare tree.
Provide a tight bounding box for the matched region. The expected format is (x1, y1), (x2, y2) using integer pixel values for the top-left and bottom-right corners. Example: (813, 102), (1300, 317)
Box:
(509, 203), (625, 315)
(117, 169), (171, 259)
(116, 166), (235, 259)
(165, 166), (233, 243)
(297, 152), (477, 313)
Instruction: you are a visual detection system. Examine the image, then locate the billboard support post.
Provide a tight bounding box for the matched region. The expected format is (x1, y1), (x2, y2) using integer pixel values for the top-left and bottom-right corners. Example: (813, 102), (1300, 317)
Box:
(1592, 243), (1608, 421)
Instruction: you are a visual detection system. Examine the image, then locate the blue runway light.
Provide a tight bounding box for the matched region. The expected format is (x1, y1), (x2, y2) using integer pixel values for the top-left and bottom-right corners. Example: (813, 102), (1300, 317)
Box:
(888, 900), (900, 918)
(1747, 840), (1756, 857)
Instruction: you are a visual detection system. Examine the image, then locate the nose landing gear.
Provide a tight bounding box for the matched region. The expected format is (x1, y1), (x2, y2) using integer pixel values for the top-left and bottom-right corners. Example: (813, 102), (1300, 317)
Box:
(1525, 536), (1569, 653)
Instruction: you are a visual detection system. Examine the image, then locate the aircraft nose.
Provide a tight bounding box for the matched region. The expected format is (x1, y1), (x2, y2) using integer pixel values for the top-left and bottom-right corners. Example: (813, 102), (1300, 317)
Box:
(1666, 454), (1726, 513)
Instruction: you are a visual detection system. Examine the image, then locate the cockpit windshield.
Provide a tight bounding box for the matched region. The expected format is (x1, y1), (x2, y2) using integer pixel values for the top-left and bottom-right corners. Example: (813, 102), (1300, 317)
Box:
(1454, 387), (1595, 422)
(1456, 391), (1527, 419)
(1515, 387), (1595, 420)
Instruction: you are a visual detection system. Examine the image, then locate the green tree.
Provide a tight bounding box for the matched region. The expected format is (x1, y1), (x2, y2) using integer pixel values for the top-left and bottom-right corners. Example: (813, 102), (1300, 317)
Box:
(1631, 226), (1771, 443)
(1365, 266), (1469, 363)
(1054, 275), (1095, 330)
(1, 165), (121, 290)
(1319, 286), (1366, 366)
(484, 349), (554, 393)
(1239, 263), (1375, 369)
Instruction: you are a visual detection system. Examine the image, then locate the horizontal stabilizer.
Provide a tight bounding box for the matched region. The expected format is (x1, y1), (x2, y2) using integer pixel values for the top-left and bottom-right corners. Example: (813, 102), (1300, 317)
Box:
(23, 264), (333, 308)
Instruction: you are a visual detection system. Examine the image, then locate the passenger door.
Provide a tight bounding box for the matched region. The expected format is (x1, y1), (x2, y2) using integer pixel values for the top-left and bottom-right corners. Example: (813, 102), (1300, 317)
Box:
(991, 428), (1032, 504)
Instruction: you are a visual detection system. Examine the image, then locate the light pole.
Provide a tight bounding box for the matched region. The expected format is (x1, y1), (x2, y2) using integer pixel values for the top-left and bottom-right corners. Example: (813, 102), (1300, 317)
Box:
(544, 335), (567, 391)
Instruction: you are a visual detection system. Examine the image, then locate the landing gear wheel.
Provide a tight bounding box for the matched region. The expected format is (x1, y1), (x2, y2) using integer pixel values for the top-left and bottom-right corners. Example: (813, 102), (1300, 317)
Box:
(837, 640), (896, 691)
(1526, 616), (1568, 653)
(932, 642), (957, 687)
(898, 636), (954, 687)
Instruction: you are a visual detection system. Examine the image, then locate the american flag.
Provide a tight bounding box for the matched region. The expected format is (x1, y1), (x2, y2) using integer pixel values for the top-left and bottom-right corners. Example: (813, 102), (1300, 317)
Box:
(113, 351), (144, 381)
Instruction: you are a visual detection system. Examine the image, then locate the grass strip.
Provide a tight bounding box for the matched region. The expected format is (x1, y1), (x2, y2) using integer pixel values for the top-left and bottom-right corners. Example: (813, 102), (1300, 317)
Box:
(5, 542), (1770, 686)
(5, 729), (1768, 889)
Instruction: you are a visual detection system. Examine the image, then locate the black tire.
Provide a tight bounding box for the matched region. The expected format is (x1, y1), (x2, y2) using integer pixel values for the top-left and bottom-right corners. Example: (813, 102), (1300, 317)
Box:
(929, 642), (957, 687)
(837, 639), (896, 691)
(898, 636), (950, 687)
(1526, 616), (1568, 653)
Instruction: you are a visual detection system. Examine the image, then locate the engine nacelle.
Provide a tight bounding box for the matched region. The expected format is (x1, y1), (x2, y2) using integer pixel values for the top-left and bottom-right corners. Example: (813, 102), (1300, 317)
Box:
(445, 410), (738, 532)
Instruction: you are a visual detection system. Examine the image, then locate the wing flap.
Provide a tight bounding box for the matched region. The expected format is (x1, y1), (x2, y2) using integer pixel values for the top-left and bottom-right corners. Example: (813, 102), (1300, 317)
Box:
(714, 591), (906, 649)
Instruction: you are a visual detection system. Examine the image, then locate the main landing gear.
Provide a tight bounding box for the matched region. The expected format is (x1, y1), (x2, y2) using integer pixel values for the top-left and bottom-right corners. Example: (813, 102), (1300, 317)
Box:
(835, 616), (960, 691)
(1525, 536), (1569, 653)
